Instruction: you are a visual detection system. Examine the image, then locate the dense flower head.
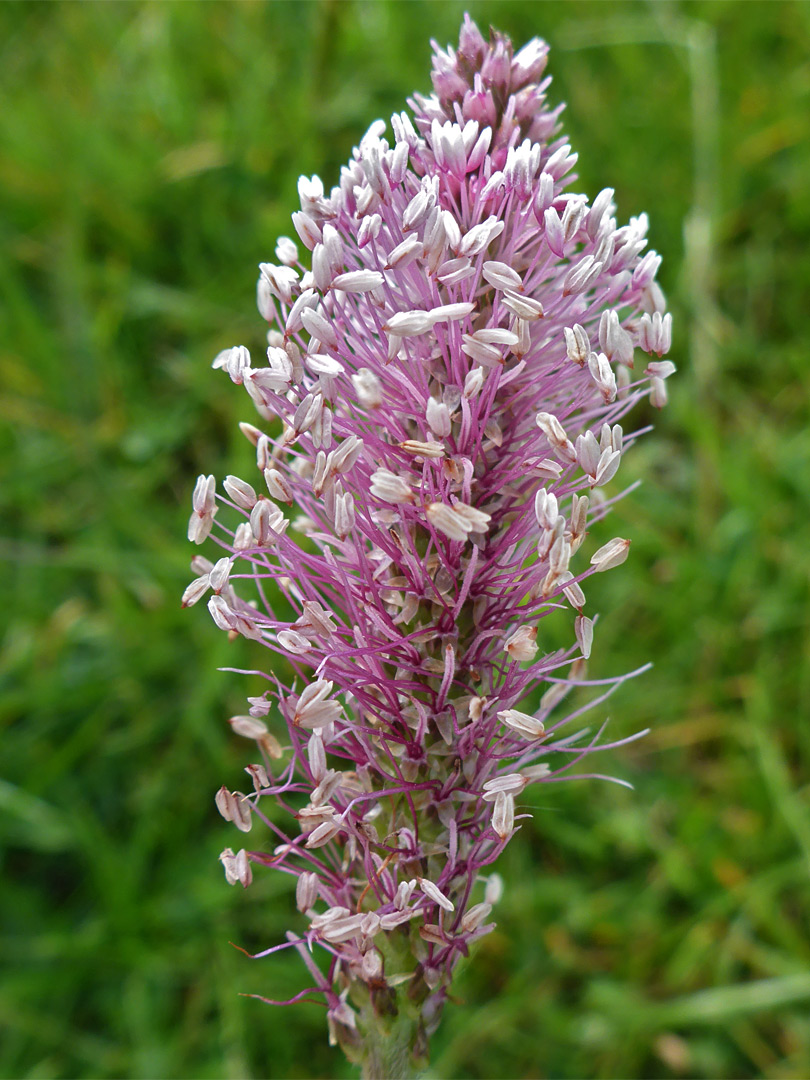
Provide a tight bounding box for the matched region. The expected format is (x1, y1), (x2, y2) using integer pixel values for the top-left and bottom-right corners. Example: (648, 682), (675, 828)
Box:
(186, 14), (673, 1068)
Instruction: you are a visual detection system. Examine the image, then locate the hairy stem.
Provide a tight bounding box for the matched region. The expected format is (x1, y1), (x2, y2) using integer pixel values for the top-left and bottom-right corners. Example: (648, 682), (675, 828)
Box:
(359, 1008), (422, 1080)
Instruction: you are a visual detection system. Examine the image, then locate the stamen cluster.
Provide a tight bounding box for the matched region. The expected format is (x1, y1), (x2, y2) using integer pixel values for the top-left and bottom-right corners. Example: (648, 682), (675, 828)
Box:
(185, 15), (673, 1070)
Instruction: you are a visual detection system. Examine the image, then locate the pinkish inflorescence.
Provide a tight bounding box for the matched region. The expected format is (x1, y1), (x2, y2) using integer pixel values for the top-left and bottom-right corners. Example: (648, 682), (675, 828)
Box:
(185, 15), (673, 1074)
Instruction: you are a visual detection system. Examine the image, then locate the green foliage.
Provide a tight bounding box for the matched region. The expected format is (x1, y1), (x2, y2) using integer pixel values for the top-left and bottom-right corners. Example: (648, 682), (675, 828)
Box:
(2, 1), (809, 1077)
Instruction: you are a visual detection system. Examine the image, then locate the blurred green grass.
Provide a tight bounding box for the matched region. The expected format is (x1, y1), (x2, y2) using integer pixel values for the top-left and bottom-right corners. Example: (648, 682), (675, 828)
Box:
(1, 1), (809, 1077)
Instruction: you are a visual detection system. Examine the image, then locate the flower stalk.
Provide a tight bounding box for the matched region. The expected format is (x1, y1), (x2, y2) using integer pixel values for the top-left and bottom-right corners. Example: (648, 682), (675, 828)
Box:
(186, 15), (673, 1073)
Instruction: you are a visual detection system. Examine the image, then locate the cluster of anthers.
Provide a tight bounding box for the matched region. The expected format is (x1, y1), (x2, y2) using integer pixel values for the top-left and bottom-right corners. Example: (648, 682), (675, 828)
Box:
(184, 15), (673, 1069)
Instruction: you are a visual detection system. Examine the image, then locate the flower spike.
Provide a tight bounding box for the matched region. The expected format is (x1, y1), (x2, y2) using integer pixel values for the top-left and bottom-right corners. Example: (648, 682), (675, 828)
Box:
(187, 15), (673, 1074)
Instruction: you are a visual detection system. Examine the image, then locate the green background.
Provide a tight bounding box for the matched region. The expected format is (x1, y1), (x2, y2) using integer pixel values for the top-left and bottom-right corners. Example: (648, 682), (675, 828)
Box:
(2, 1), (809, 1077)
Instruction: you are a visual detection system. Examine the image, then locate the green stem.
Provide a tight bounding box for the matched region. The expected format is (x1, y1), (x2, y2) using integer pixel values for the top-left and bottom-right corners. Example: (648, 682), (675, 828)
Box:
(359, 1008), (421, 1080)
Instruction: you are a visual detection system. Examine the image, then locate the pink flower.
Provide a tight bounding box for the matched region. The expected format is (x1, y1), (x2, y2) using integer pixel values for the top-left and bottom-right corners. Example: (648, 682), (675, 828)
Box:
(186, 14), (672, 1072)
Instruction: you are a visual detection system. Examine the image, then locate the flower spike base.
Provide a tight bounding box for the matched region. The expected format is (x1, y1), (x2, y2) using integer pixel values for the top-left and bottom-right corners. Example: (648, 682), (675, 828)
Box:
(186, 14), (673, 1075)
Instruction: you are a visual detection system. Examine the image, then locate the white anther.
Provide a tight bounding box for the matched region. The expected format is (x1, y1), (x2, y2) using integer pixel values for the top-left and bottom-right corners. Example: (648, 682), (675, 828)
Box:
(497, 709), (546, 740)
(590, 537), (631, 572)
